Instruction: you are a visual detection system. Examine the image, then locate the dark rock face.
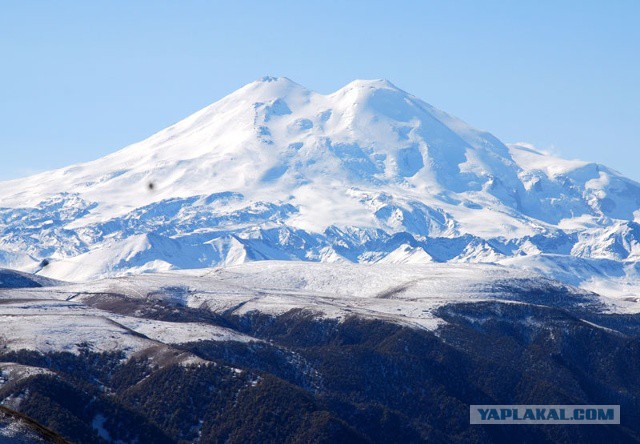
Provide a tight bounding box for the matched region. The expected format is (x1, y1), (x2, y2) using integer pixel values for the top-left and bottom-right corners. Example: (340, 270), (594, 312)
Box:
(1, 297), (639, 443)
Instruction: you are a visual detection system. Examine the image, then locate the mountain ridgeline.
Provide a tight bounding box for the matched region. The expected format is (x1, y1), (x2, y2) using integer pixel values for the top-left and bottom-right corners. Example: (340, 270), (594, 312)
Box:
(0, 77), (638, 304)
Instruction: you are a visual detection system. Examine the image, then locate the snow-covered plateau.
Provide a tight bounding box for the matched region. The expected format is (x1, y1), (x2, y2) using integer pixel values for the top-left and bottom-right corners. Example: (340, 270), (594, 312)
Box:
(1, 76), (639, 309)
(0, 261), (609, 356)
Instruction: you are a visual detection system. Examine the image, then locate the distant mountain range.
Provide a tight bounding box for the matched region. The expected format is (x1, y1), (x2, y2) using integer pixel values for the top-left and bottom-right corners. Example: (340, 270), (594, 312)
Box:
(1, 76), (639, 309)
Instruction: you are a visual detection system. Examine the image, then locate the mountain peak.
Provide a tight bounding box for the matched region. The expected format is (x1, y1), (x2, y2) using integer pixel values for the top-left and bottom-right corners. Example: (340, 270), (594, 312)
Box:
(1, 77), (640, 301)
(342, 78), (401, 91)
(251, 77), (401, 92)
(254, 75), (300, 85)
(230, 76), (310, 104)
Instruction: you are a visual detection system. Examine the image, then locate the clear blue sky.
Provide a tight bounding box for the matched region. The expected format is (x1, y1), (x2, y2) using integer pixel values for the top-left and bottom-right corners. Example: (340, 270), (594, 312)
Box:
(2, 1), (639, 180)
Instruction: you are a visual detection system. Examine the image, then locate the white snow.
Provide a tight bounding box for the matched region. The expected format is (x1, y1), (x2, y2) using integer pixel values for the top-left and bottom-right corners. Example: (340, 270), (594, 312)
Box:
(0, 363), (53, 387)
(91, 414), (111, 442)
(0, 296), (256, 356)
(0, 260), (633, 373)
(0, 77), (638, 299)
(114, 317), (256, 345)
(41, 261), (626, 332)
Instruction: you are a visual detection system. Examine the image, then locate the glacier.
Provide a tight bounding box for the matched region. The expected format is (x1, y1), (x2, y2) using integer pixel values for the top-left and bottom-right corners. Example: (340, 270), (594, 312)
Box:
(0, 76), (639, 310)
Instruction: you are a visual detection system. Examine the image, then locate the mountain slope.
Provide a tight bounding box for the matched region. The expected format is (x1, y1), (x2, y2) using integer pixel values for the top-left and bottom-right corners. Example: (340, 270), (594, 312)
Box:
(0, 76), (639, 304)
(0, 405), (69, 444)
(1, 262), (639, 443)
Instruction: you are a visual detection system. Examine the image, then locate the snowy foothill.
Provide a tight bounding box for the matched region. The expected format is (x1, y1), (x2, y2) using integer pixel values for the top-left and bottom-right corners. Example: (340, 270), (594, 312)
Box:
(0, 260), (620, 361)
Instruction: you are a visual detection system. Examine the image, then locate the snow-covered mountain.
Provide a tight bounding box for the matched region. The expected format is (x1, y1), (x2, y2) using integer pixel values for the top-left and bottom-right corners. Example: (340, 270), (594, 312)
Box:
(1, 76), (639, 302)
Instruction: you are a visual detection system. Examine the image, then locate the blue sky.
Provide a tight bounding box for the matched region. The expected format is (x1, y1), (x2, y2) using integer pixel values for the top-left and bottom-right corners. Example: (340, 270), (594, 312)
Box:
(2, 1), (639, 180)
